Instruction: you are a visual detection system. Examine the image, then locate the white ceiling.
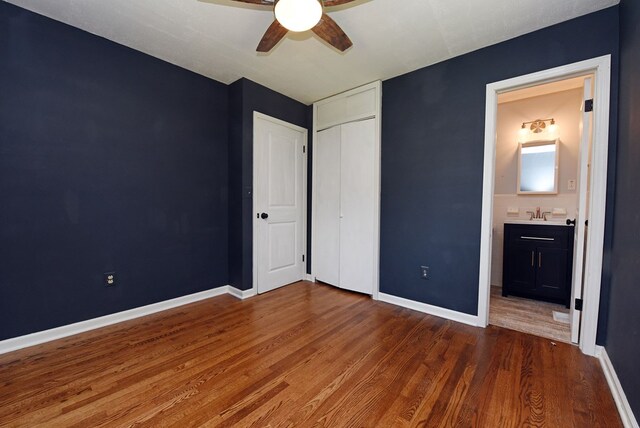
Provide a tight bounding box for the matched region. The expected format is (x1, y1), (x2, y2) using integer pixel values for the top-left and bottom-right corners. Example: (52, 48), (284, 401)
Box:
(6, 0), (618, 104)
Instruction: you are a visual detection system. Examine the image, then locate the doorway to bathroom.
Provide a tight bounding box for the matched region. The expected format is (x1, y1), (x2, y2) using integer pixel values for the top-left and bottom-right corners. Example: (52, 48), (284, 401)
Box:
(490, 76), (590, 344)
(477, 56), (612, 356)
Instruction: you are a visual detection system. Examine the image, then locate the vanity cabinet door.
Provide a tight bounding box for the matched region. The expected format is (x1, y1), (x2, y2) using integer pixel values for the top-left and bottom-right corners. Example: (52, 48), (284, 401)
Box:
(535, 247), (569, 299)
(504, 242), (536, 294)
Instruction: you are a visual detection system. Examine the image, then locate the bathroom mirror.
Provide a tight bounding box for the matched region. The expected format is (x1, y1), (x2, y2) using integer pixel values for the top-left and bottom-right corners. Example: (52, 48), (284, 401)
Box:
(517, 139), (559, 194)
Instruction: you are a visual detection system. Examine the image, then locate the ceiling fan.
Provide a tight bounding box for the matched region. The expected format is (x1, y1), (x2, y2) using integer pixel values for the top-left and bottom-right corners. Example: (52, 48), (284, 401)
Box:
(229, 0), (357, 52)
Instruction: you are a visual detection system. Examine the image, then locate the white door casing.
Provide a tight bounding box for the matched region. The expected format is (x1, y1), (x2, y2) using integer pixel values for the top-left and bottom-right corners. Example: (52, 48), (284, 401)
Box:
(312, 119), (376, 295)
(478, 55), (611, 357)
(253, 113), (307, 294)
(570, 76), (593, 343)
(312, 81), (382, 299)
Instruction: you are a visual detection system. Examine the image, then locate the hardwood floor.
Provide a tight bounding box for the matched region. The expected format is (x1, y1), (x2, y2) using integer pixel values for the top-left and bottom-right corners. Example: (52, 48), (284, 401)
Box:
(0, 281), (621, 427)
(489, 285), (572, 343)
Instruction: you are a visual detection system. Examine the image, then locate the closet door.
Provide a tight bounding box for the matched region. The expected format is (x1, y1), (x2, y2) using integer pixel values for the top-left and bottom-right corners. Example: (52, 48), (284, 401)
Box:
(339, 119), (376, 294)
(313, 126), (341, 286)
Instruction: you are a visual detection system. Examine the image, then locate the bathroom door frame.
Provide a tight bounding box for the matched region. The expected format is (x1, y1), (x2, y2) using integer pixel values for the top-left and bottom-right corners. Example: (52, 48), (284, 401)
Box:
(477, 55), (612, 357)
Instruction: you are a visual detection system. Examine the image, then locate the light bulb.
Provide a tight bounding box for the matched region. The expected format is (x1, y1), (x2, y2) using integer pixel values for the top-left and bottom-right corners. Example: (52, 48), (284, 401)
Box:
(275, 0), (322, 32)
(548, 120), (558, 136)
(518, 125), (528, 142)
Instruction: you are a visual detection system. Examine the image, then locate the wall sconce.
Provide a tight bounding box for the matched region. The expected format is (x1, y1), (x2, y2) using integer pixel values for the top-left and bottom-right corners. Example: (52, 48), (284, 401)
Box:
(518, 118), (558, 142)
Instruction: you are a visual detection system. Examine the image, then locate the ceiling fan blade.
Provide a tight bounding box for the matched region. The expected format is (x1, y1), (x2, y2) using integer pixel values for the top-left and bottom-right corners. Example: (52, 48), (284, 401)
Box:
(322, 0), (357, 6)
(230, 0), (274, 5)
(312, 14), (353, 52)
(257, 20), (289, 52)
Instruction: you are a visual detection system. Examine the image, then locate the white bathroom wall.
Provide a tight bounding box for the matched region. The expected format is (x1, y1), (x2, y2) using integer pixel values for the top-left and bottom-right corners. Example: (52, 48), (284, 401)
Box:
(495, 88), (583, 195)
(491, 88), (582, 287)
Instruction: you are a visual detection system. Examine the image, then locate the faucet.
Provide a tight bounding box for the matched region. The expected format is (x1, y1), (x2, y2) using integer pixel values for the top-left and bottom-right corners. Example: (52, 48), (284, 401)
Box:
(526, 209), (552, 221)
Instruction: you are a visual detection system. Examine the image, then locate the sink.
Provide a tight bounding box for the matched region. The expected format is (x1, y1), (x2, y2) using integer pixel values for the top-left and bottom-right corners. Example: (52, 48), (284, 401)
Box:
(505, 219), (569, 226)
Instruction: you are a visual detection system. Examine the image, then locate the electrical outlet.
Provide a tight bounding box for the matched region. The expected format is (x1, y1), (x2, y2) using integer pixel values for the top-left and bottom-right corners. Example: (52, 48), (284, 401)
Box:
(420, 266), (430, 280)
(104, 272), (116, 287)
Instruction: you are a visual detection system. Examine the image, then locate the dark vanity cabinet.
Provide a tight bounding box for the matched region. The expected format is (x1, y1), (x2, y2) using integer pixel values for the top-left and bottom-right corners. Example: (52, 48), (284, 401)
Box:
(502, 223), (574, 307)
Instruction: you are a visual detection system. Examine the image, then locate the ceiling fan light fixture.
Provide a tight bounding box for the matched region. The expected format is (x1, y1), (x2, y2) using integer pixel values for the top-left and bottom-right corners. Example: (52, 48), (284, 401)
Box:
(274, 0), (322, 32)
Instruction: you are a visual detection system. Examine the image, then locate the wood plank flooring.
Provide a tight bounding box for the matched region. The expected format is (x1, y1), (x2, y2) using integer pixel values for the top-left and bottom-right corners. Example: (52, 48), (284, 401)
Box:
(0, 281), (621, 427)
(489, 286), (572, 343)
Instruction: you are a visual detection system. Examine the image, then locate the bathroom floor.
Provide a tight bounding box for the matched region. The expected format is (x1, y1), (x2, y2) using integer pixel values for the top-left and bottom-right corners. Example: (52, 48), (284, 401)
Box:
(489, 286), (571, 343)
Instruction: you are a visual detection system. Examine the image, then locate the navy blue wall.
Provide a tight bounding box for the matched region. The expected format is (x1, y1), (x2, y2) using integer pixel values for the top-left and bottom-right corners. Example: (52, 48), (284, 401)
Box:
(0, 2), (229, 340)
(605, 0), (640, 418)
(380, 7), (619, 320)
(228, 80), (244, 292)
(227, 79), (308, 291)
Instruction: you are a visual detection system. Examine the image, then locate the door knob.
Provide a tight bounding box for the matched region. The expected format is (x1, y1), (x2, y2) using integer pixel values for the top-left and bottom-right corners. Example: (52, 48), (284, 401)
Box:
(566, 219), (576, 226)
(260, 213), (269, 219)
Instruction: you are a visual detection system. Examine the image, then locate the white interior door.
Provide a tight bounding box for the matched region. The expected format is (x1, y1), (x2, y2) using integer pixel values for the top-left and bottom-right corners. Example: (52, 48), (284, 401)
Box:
(339, 119), (376, 294)
(254, 114), (306, 294)
(570, 76), (593, 343)
(313, 126), (341, 286)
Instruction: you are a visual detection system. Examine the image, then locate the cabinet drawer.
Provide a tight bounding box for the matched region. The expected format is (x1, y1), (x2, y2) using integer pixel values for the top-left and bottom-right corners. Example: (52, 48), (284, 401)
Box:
(505, 224), (572, 248)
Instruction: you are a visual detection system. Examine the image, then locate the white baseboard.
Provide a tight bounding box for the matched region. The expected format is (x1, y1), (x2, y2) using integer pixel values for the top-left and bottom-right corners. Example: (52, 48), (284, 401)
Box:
(0, 284), (260, 356)
(305, 274), (314, 282)
(378, 292), (479, 327)
(597, 346), (639, 428)
(228, 286), (257, 300)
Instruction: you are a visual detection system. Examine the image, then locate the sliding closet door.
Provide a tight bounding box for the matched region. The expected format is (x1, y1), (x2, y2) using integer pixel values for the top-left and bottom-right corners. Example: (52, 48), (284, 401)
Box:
(313, 126), (341, 286)
(339, 119), (376, 294)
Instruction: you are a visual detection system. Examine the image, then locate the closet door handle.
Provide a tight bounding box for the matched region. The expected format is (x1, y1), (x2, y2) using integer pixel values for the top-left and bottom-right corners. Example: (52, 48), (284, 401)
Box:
(538, 252), (542, 268)
(531, 251), (535, 267)
(260, 212), (269, 219)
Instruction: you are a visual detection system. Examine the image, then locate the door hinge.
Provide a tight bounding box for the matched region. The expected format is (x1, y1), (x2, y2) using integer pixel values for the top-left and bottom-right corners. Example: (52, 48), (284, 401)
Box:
(575, 298), (583, 311)
(584, 99), (594, 112)
(303, 145), (306, 154)
(302, 255), (305, 262)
